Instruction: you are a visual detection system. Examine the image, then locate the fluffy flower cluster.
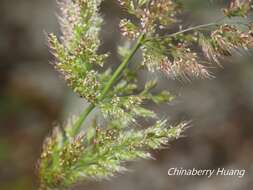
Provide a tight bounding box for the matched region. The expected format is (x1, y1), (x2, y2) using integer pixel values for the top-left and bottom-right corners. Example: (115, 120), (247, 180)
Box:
(39, 118), (186, 189)
(119, 0), (180, 39)
(39, 0), (253, 190)
(224, 0), (252, 17)
(49, 0), (107, 103)
(119, 0), (253, 80)
(161, 45), (211, 80)
(40, 1), (184, 189)
(200, 24), (253, 64)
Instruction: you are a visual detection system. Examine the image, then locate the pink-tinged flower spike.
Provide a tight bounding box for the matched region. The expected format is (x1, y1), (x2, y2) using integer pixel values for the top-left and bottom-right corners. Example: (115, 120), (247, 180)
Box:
(160, 45), (211, 80)
(200, 25), (253, 65)
(118, 0), (181, 39)
(224, 0), (252, 17)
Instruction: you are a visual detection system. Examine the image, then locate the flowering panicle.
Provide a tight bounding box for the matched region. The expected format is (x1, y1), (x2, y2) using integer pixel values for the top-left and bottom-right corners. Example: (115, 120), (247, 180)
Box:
(48, 0), (107, 103)
(39, 117), (186, 189)
(99, 77), (174, 126)
(38, 0), (253, 189)
(141, 39), (169, 72)
(199, 24), (253, 64)
(162, 45), (211, 80)
(99, 95), (154, 125)
(211, 25), (253, 52)
(120, 19), (141, 39)
(49, 34), (102, 102)
(141, 38), (211, 79)
(119, 0), (181, 39)
(223, 0), (252, 17)
(59, 0), (103, 48)
(120, 0), (252, 80)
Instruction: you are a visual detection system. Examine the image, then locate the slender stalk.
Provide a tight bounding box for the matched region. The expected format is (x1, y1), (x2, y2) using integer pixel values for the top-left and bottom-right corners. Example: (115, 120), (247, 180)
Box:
(71, 103), (96, 136)
(153, 18), (249, 40)
(72, 34), (146, 135)
(167, 22), (218, 37)
(99, 34), (146, 100)
(144, 22), (220, 44)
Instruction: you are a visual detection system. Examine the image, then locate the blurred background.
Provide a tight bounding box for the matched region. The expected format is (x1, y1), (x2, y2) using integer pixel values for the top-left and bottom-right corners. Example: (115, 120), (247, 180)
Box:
(0, 0), (253, 190)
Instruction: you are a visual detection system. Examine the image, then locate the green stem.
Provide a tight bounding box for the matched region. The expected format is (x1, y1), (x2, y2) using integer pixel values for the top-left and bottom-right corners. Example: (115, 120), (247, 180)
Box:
(72, 34), (146, 135)
(72, 103), (96, 136)
(168, 22), (218, 37)
(99, 34), (145, 100)
(145, 22), (220, 43)
(156, 17), (248, 40)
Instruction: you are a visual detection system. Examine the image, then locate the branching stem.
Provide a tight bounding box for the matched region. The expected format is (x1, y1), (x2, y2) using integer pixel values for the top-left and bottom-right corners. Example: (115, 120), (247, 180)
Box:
(71, 15), (252, 136)
(167, 22), (218, 37)
(149, 18), (250, 41)
(71, 16), (250, 136)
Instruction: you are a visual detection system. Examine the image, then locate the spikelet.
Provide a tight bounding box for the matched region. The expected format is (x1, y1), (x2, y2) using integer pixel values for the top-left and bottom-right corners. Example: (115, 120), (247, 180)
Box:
(224, 0), (252, 17)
